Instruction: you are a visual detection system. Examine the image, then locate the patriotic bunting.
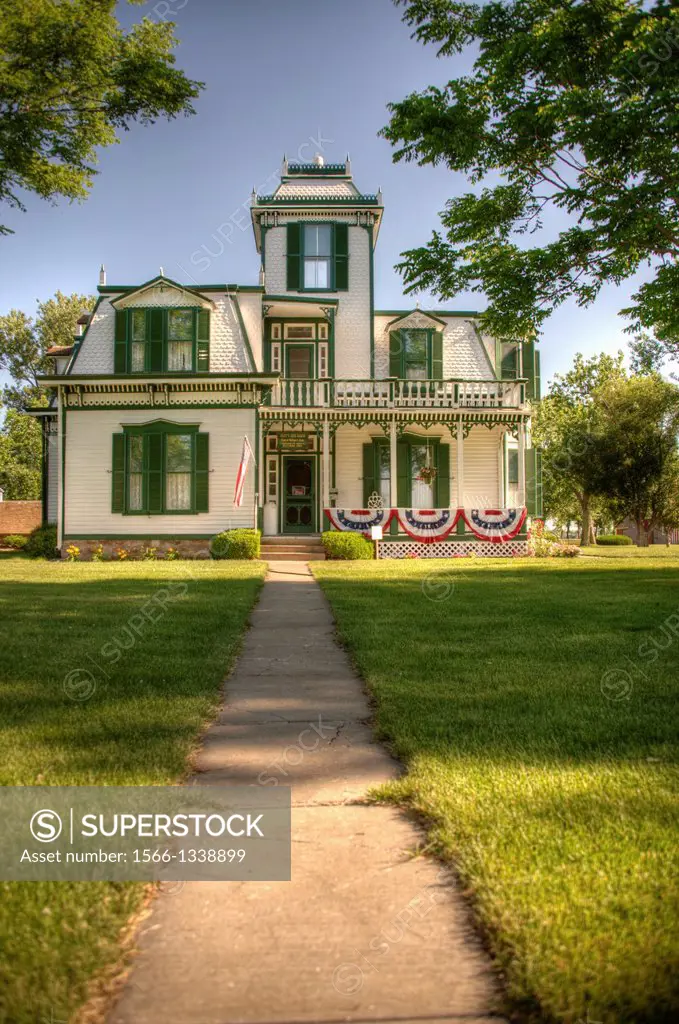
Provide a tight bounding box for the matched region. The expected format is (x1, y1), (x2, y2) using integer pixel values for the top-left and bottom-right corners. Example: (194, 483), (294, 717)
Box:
(397, 508), (461, 542)
(325, 507), (527, 544)
(463, 507), (527, 543)
(324, 508), (394, 535)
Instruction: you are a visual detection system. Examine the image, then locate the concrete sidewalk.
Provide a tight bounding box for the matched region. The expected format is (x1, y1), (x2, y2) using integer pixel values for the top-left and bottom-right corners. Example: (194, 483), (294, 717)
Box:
(109, 562), (504, 1024)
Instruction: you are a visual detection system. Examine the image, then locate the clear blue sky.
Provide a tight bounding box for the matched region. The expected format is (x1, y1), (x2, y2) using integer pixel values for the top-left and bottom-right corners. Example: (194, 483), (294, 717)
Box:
(0, 0), (650, 387)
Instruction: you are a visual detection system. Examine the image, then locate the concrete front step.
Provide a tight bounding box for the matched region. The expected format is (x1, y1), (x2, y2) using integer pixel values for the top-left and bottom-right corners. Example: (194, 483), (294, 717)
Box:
(261, 535), (322, 545)
(261, 544), (323, 553)
(264, 551), (325, 561)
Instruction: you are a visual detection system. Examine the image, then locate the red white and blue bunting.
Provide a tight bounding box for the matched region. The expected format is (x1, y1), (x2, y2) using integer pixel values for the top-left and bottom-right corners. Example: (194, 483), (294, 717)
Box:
(325, 507), (527, 544)
(324, 508), (394, 535)
(397, 508), (461, 542)
(463, 507), (527, 543)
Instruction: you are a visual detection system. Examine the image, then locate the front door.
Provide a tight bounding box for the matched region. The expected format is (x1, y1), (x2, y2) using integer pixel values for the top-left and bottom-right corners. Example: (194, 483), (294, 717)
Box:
(283, 457), (315, 534)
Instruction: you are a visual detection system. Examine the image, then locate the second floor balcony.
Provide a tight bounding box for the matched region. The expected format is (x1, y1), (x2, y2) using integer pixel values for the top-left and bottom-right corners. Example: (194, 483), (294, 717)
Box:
(266, 378), (528, 411)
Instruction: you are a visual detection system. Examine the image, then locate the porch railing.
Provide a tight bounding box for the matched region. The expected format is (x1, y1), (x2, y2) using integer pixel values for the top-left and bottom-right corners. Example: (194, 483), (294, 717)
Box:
(267, 378), (526, 410)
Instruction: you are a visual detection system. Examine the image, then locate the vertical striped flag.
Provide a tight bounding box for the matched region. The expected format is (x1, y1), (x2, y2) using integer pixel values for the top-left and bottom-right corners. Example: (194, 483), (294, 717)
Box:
(233, 436), (254, 508)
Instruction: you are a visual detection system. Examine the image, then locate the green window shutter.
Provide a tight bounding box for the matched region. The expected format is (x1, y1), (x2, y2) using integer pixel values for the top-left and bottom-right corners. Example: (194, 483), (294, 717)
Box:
(114, 310), (128, 373)
(112, 433), (125, 512)
(148, 309), (164, 372)
(495, 337), (503, 378)
(362, 443), (375, 505)
(397, 441), (409, 507)
(533, 349), (541, 401)
(525, 448), (543, 516)
(431, 331), (443, 380)
(523, 340), (538, 397)
(146, 433), (163, 513)
(195, 433), (209, 512)
(501, 344), (519, 380)
(287, 223), (302, 291)
(436, 444), (450, 507)
(389, 332), (402, 377)
(334, 223), (349, 291)
(196, 309), (210, 371)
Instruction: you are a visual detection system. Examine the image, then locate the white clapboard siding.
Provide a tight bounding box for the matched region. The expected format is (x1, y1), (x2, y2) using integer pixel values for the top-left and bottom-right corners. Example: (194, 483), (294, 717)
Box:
(333, 424), (457, 508)
(64, 408), (256, 536)
(463, 426), (502, 507)
(47, 430), (58, 524)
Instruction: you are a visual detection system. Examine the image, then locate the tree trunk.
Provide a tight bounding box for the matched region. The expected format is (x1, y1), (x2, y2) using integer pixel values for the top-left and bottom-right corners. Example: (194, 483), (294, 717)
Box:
(636, 514), (644, 547)
(580, 496), (592, 546)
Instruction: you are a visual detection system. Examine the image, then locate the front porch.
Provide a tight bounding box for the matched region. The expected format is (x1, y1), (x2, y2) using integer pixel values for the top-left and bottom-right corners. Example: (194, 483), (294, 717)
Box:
(257, 408), (539, 556)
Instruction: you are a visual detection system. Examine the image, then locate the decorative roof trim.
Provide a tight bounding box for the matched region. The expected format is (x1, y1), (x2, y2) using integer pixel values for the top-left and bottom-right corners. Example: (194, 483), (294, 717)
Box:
(286, 163), (348, 176)
(109, 275), (214, 309)
(385, 309), (448, 330)
(98, 284), (265, 294)
(375, 309), (482, 318)
(254, 195), (380, 206)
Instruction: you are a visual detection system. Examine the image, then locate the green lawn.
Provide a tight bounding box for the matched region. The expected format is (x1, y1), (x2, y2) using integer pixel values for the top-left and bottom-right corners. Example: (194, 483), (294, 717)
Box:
(313, 553), (679, 1024)
(0, 557), (265, 1024)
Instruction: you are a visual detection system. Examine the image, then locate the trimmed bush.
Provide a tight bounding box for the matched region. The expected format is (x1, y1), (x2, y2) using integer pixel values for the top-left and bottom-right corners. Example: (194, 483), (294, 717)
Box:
(210, 528), (261, 560)
(596, 534), (633, 546)
(3, 534), (27, 550)
(322, 531), (373, 560)
(25, 524), (59, 559)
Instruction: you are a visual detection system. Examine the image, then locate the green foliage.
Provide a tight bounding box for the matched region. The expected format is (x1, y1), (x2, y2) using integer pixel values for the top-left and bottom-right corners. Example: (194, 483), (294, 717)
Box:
(0, 410), (42, 498)
(0, 291), (94, 409)
(322, 531), (374, 560)
(596, 534), (633, 546)
(0, 0), (203, 234)
(2, 534), (27, 550)
(24, 523), (58, 559)
(142, 546), (158, 561)
(534, 353), (626, 545)
(383, 0), (679, 355)
(210, 529), (261, 560)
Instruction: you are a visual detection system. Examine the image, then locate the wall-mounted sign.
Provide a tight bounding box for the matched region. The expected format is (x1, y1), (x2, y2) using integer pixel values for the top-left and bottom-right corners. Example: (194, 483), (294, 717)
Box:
(279, 432), (312, 453)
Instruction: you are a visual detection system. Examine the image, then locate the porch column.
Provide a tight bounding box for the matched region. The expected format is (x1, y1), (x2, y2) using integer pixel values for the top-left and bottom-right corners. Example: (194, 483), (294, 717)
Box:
(456, 419), (464, 508)
(389, 419), (398, 509)
(498, 431), (505, 507)
(518, 417), (526, 507)
(322, 420), (331, 512)
(57, 386), (63, 551)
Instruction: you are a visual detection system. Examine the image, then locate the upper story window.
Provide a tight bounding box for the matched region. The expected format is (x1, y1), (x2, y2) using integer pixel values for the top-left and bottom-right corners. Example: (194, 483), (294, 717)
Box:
(286, 223), (349, 292)
(304, 225), (332, 289)
(389, 328), (443, 380)
(115, 307), (210, 374)
(500, 342), (520, 380)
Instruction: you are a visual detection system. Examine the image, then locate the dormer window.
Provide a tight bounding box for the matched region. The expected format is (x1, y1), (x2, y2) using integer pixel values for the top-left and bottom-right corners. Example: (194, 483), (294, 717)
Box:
(303, 225), (332, 288)
(114, 307), (210, 374)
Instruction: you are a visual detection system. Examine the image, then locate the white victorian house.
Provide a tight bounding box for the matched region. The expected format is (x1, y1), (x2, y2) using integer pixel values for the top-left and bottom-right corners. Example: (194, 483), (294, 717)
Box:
(36, 155), (541, 558)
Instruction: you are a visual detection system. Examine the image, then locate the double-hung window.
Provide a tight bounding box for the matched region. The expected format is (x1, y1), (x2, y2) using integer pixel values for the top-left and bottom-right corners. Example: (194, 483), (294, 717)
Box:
(303, 226), (332, 289)
(112, 424), (209, 514)
(389, 328), (443, 380)
(114, 307), (210, 374)
(286, 223), (349, 291)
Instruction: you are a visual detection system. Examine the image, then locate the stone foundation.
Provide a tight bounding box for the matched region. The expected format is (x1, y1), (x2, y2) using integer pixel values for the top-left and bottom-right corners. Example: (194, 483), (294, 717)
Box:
(378, 539), (530, 558)
(61, 539), (212, 560)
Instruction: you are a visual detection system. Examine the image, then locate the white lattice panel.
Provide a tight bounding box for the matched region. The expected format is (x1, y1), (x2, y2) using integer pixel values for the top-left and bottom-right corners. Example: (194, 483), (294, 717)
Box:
(378, 540), (529, 559)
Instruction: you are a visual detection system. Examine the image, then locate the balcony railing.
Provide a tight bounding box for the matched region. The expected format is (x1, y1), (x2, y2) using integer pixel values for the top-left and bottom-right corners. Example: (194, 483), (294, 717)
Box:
(267, 378), (526, 411)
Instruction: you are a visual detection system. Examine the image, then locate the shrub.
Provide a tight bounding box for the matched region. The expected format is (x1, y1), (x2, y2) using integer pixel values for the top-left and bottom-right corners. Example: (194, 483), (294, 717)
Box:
(553, 543), (582, 558)
(25, 524), (59, 559)
(543, 530), (560, 543)
(596, 534), (633, 546)
(65, 544), (80, 562)
(143, 546), (158, 561)
(165, 546), (180, 561)
(210, 529), (261, 560)
(3, 534), (27, 550)
(91, 544), (105, 562)
(321, 531), (373, 560)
